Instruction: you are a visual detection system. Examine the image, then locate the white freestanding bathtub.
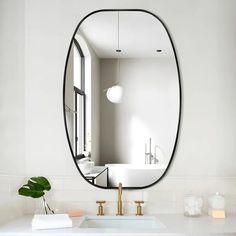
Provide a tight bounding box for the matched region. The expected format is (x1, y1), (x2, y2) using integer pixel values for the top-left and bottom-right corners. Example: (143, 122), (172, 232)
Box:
(105, 164), (167, 187)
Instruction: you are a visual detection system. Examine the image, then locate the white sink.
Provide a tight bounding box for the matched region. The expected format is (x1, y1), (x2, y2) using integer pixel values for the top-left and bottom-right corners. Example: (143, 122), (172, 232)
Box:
(79, 216), (166, 229)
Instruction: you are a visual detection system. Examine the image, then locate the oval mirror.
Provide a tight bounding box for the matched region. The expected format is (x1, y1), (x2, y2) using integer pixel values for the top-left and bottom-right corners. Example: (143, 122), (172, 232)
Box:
(63, 9), (181, 189)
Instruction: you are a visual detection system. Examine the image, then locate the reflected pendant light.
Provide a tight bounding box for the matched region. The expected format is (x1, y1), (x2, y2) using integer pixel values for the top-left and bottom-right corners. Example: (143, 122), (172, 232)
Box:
(106, 11), (123, 103)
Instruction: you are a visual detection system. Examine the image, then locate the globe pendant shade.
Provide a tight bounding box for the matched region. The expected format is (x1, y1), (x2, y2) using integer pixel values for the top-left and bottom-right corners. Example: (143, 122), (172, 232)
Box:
(106, 85), (123, 103)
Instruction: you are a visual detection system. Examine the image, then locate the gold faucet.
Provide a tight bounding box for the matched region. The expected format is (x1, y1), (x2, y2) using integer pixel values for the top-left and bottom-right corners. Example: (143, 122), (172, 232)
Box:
(117, 182), (123, 215)
(96, 201), (106, 216)
(135, 201), (144, 216)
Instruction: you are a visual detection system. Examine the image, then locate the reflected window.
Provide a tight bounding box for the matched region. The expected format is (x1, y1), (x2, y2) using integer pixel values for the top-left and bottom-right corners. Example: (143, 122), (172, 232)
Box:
(73, 40), (85, 156)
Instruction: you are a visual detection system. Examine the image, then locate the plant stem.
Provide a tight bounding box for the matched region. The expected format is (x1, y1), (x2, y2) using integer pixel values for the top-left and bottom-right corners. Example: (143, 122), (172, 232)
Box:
(46, 202), (55, 214)
(43, 196), (55, 214)
(42, 196), (48, 214)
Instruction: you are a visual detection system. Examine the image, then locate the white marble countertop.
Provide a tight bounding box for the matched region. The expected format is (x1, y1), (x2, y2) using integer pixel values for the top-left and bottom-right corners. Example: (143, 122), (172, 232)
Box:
(0, 214), (235, 236)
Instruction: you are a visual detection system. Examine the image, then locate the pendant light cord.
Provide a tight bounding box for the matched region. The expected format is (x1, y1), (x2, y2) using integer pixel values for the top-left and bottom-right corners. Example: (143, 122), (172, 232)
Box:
(117, 11), (120, 85)
(118, 11), (120, 51)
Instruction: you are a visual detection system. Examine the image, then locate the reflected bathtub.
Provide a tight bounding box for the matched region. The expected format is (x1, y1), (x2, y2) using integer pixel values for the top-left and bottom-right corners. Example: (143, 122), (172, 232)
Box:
(105, 164), (167, 187)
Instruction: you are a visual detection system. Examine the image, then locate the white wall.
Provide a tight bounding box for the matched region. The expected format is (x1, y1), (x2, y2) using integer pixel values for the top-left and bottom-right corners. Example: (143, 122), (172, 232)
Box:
(0, 0), (27, 224)
(100, 58), (179, 165)
(1, 0), (236, 219)
(91, 56), (101, 165)
(88, 40), (101, 166)
(0, 0), (25, 175)
(23, 0), (236, 176)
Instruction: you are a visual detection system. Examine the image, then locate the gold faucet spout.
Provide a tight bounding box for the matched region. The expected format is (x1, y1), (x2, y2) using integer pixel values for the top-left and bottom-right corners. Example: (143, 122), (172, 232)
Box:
(117, 182), (123, 215)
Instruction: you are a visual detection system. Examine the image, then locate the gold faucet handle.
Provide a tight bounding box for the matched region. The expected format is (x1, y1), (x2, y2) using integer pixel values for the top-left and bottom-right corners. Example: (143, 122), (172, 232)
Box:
(134, 201), (144, 216)
(96, 201), (106, 216)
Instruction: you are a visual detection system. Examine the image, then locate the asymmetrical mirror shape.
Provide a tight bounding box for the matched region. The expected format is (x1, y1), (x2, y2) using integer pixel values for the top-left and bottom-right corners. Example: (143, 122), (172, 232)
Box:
(63, 10), (181, 189)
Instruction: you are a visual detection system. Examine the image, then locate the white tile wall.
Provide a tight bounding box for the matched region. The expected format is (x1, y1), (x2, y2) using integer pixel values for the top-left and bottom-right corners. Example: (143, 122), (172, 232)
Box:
(0, 175), (26, 225)
(5, 175), (235, 217)
(1, 174), (236, 224)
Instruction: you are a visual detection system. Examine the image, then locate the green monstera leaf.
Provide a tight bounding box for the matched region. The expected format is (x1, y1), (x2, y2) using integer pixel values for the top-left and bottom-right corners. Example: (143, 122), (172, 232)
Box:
(18, 176), (51, 199)
(29, 176), (51, 191)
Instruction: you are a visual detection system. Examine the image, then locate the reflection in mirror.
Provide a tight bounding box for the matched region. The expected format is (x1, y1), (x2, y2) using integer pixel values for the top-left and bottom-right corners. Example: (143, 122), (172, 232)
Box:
(64, 10), (181, 188)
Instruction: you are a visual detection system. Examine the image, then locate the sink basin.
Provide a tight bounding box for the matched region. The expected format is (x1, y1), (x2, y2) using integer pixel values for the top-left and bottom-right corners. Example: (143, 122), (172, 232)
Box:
(79, 216), (166, 229)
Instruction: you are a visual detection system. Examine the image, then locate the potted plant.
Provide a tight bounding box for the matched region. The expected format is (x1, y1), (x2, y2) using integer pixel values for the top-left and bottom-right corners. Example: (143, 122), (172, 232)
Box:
(18, 176), (54, 214)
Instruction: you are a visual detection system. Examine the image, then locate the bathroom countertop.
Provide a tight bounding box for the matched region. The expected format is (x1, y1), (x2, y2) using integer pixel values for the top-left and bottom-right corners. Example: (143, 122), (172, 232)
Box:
(0, 214), (235, 236)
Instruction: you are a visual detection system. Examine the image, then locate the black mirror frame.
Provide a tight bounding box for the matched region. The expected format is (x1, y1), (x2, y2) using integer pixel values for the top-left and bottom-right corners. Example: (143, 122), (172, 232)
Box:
(63, 9), (182, 190)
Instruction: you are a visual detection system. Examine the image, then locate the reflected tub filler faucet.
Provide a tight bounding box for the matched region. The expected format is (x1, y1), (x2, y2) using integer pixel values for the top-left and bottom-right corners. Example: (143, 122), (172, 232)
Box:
(145, 138), (159, 164)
